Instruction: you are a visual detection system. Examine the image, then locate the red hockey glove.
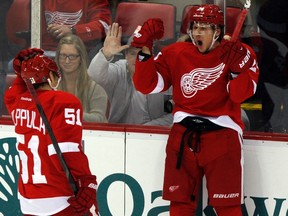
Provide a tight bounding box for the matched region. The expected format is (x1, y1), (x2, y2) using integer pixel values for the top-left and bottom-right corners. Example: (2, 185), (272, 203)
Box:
(68, 175), (99, 216)
(131, 18), (164, 51)
(13, 48), (44, 75)
(220, 39), (248, 72)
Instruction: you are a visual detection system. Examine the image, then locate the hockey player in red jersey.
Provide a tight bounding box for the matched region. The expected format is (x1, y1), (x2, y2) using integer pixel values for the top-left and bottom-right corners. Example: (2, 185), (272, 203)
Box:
(4, 48), (99, 216)
(131, 4), (259, 216)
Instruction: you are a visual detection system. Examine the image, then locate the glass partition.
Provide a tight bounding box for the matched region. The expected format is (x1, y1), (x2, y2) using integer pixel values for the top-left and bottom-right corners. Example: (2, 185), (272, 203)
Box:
(0, 0), (31, 117)
(1, 0), (287, 135)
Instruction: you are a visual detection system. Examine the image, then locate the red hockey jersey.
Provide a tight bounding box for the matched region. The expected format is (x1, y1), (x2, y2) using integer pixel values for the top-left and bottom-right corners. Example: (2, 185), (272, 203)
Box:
(133, 42), (259, 132)
(4, 76), (93, 215)
(42, 0), (111, 51)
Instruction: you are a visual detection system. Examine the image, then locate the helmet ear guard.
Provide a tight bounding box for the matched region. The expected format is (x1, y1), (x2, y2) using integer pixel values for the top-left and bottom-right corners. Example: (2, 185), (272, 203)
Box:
(21, 54), (61, 85)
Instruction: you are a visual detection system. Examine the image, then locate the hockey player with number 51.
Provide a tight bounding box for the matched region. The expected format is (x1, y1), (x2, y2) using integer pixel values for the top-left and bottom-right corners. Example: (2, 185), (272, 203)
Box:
(4, 48), (99, 216)
(131, 4), (259, 216)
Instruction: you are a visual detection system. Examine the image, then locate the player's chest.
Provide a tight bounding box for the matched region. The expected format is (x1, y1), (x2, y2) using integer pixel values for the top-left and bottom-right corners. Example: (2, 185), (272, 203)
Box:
(171, 54), (229, 85)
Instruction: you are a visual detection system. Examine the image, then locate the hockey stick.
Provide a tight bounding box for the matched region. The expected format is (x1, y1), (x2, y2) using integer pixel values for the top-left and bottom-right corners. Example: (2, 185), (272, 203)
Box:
(24, 78), (78, 194)
(231, 0), (251, 42)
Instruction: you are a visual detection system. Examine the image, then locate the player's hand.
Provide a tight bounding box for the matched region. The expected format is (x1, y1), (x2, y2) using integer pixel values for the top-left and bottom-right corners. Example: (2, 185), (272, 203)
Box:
(68, 175), (99, 216)
(102, 23), (130, 60)
(13, 48), (44, 75)
(220, 39), (248, 72)
(131, 18), (164, 51)
(47, 24), (72, 39)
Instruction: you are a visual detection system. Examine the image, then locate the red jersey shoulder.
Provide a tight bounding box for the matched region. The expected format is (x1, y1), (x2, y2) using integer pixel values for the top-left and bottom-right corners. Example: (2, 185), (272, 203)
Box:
(163, 41), (195, 54)
(39, 90), (83, 126)
(161, 41), (222, 69)
(39, 90), (83, 111)
(242, 43), (257, 59)
(53, 90), (81, 104)
(159, 42), (197, 62)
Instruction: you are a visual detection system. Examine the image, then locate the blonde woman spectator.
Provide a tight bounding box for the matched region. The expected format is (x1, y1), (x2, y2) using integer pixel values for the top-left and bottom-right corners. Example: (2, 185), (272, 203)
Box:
(56, 34), (108, 123)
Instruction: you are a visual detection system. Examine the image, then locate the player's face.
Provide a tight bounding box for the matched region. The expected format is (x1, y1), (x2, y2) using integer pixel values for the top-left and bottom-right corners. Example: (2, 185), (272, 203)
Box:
(58, 44), (80, 74)
(191, 22), (217, 53)
(126, 47), (141, 76)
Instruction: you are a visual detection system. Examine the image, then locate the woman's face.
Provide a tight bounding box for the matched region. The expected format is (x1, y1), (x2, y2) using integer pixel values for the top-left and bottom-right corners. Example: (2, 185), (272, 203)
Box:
(58, 44), (80, 74)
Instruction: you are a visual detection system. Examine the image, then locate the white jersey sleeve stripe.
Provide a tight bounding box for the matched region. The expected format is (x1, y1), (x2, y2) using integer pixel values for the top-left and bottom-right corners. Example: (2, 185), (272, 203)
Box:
(19, 193), (70, 215)
(252, 80), (257, 94)
(150, 72), (165, 94)
(48, 142), (80, 156)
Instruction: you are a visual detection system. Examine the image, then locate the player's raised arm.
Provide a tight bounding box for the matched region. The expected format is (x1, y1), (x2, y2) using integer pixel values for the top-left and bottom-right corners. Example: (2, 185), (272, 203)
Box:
(220, 37), (259, 103)
(131, 18), (166, 94)
(131, 18), (164, 55)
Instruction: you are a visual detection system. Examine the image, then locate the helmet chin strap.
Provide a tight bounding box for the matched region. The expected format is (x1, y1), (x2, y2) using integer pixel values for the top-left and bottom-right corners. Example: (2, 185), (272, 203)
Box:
(188, 30), (196, 46)
(208, 31), (219, 51)
(48, 77), (61, 90)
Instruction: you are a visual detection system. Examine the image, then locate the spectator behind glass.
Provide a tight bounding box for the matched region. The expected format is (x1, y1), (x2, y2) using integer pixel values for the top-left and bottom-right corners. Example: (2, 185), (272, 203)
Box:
(88, 23), (173, 126)
(56, 34), (108, 123)
(42, 0), (111, 59)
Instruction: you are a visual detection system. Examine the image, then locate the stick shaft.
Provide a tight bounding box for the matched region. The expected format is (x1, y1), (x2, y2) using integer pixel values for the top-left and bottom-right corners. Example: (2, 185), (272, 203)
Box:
(231, 8), (248, 42)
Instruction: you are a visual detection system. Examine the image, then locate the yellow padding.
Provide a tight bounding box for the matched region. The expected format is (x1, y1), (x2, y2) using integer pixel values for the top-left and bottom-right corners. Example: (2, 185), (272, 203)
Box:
(241, 103), (262, 110)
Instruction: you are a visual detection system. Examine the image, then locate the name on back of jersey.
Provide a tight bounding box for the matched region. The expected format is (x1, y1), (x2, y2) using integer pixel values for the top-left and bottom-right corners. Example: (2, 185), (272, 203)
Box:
(11, 109), (46, 135)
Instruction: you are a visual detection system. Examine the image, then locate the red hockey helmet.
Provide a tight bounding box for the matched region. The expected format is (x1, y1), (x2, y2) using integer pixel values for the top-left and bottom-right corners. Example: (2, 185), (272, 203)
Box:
(188, 4), (224, 26)
(21, 54), (61, 84)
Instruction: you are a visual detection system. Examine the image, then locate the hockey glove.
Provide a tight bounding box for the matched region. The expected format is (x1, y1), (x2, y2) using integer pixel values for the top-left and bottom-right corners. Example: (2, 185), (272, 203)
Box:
(68, 175), (99, 216)
(13, 48), (44, 75)
(220, 39), (248, 72)
(131, 18), (164, 51)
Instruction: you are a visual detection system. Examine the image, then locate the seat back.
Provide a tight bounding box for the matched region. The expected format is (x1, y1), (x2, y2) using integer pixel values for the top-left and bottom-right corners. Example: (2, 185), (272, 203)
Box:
(180, 5), (195, 34)
(225, 7), (242, 35)
(114, 2), (176, 44)
(6, 0), (31, 48)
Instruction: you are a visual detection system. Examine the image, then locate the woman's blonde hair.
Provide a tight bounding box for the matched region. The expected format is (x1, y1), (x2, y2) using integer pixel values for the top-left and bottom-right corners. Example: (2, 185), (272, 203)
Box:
(55, 34), (92, 109)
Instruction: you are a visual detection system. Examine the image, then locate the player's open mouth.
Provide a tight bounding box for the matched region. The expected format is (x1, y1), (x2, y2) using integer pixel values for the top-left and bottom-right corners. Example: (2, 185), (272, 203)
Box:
(196, 40), (203, 46)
